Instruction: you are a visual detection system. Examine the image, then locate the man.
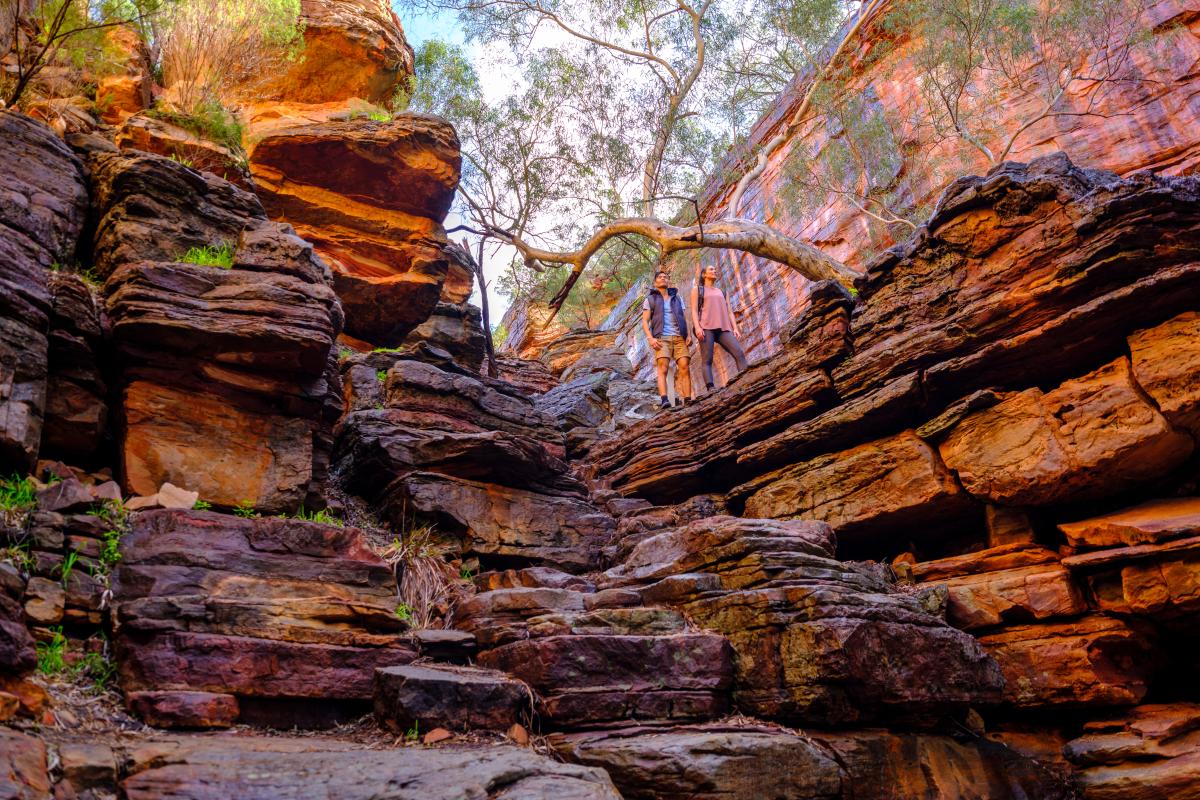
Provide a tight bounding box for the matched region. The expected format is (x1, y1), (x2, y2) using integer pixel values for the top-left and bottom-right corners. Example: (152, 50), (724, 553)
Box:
(641, 269), (695, 409)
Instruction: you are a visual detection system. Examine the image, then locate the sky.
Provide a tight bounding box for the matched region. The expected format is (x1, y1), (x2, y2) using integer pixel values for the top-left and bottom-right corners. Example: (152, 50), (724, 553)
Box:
(391, 3), (519, 324)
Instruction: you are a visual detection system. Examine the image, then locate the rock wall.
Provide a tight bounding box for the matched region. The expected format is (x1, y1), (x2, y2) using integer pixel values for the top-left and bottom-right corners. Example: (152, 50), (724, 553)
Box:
(503, 0), (1200, 386)
(588, 153), (1200, 797)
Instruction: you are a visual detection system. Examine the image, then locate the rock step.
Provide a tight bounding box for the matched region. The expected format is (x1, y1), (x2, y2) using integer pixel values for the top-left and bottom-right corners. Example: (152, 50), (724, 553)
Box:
(551, 724), (1073, 800)
(374, 664), (531, 733)
(478, 633), (734, 729)
(112, 510), (418, 728)
(1, 730), (622, 800)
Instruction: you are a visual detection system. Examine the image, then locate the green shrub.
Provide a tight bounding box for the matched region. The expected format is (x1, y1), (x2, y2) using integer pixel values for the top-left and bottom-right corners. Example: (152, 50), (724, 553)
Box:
(376, 369), (388, 383)
(290, 506), (344, 527)
(37, 627), (68, 675)
(193, 498), (213, 510)
(180, 244), (235, 269)
(72, 649), (118, 693)
(0, 474), (37, 512)
(234, 500), (259, 518)
(149, 99), (246, 153)
(60, 551), (79, 589)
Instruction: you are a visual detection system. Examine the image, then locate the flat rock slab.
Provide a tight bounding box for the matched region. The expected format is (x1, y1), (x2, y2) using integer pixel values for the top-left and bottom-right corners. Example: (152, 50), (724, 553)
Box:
(119, 737), (620, 800)
(375, 664), (530, 732)
(552, 725), (844, 800)
(1059, 497), (1200, 549)
(553, 725), (1071, 800)
(1064, 703), (1200, 800)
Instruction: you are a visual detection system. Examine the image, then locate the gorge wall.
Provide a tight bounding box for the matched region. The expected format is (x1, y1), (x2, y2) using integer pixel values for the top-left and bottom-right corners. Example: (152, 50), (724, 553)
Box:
(502, 0), (1200, 388)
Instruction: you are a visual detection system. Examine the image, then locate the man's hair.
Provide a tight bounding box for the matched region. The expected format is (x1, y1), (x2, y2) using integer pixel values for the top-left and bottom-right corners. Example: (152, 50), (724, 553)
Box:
(654, 269), (670, 279)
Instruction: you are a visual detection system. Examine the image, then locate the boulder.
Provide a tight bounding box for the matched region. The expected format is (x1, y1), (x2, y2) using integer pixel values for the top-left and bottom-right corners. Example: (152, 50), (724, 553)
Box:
(402, 301), (486, 373)
(115, 114), (253, 189)
(553, 725), (1072, 800)
(0, 729), (51, 800)
(1128, 311), (1200, 438)
(249, 115), (461, 346)
(374, 664), (530, 732)
(126, 691), (240, 729)
(910, 545), (1087, 630)
(0, 112), (88, 471)
(259, 0), (414, 106)
(0, 594), (36, 675)
(334, 355), (614, 570)
(604, 517), (1004, 725)
(551, 724), (844, 800)
(103, 218), (342, 512)
(1060, 497), (1200, 549)
(85, 147), (268, 279)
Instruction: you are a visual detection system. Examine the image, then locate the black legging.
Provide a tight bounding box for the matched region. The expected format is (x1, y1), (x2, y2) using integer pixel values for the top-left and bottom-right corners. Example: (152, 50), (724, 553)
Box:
(701, 329), (748, 387)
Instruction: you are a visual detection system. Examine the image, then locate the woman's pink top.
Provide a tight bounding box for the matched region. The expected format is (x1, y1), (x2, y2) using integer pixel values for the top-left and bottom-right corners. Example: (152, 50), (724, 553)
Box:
(699, 285), (735, 331)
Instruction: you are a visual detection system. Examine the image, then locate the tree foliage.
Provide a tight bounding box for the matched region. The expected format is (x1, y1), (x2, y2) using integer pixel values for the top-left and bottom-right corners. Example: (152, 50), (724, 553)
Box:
(158, 0), (302, 116)
(1, 0), (171, 106)
(400, 0), (1156, 322)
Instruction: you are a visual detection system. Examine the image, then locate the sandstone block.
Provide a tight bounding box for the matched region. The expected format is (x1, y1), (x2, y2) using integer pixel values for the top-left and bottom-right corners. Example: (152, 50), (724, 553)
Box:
(940, 358), (1193, 506)
(126, 691), (240, 729)
(739, 430), (973, 545)
(1129, 311), (1200, 437)
(249, 116), (460, 346)
(978, 616), (1156, 708)
(1060, 497), (1200, 549)
(374, 664), (529, 732)
(479, 634), (734, 728)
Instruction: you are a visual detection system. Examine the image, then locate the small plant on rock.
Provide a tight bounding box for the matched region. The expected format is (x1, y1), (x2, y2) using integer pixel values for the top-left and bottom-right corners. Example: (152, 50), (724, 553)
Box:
(180, 244), (235, 269)
(405, 721), (420, 743)
(234, 500), (259, 518)
(1, 543), (35, 574)
(193, 498), (213, 510)
(59, 550), (79, 589)
(0, 473), (37, 512)
(393, 603), (414, 624)
(72, 648), (118, 693)
(375, 369), (388, 383)
(37, 627), (68, 676)
(290, 506), (344, 527)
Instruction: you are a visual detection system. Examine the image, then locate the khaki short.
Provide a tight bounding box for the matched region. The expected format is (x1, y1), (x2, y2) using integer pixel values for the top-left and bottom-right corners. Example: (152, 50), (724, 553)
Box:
(654, 335), (689, 361)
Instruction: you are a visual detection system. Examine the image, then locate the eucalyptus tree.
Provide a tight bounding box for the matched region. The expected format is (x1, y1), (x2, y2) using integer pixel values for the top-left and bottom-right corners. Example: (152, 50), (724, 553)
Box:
(401, 0), (1154, 318)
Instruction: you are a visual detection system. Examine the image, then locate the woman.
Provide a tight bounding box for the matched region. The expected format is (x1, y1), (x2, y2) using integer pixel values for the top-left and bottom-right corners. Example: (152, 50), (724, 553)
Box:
(690, 264), (749, 391)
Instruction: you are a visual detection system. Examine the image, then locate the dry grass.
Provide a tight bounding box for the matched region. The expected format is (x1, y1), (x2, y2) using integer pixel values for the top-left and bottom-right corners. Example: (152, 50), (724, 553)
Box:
(373, 519), (463, 630)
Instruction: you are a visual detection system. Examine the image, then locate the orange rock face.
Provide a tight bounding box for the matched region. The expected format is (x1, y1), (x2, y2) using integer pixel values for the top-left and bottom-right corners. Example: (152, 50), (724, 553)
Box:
(249, 115), (461, 346)
(260, 0), (414, 107)
(116, 115), (252, 189)
(939, 358), (1193, 506)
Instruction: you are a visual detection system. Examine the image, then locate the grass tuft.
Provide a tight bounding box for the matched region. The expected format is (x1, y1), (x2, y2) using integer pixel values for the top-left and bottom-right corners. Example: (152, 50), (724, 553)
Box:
(180, 244), (235, 269)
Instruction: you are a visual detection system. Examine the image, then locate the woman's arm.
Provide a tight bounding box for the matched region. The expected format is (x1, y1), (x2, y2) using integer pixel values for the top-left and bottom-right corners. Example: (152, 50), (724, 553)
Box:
(690, 283), (702, 333)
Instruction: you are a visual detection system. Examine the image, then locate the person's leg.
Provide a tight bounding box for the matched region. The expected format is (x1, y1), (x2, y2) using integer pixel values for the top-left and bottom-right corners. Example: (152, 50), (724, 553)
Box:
(655, 356), (670, 407)
(675, 356), (693, 402)
(716, 330), (749, 373)
(700, 330), (717, 389)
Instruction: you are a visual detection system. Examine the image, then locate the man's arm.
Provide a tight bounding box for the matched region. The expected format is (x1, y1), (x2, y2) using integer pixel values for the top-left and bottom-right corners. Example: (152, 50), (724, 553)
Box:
(642, 306), (660, 351)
